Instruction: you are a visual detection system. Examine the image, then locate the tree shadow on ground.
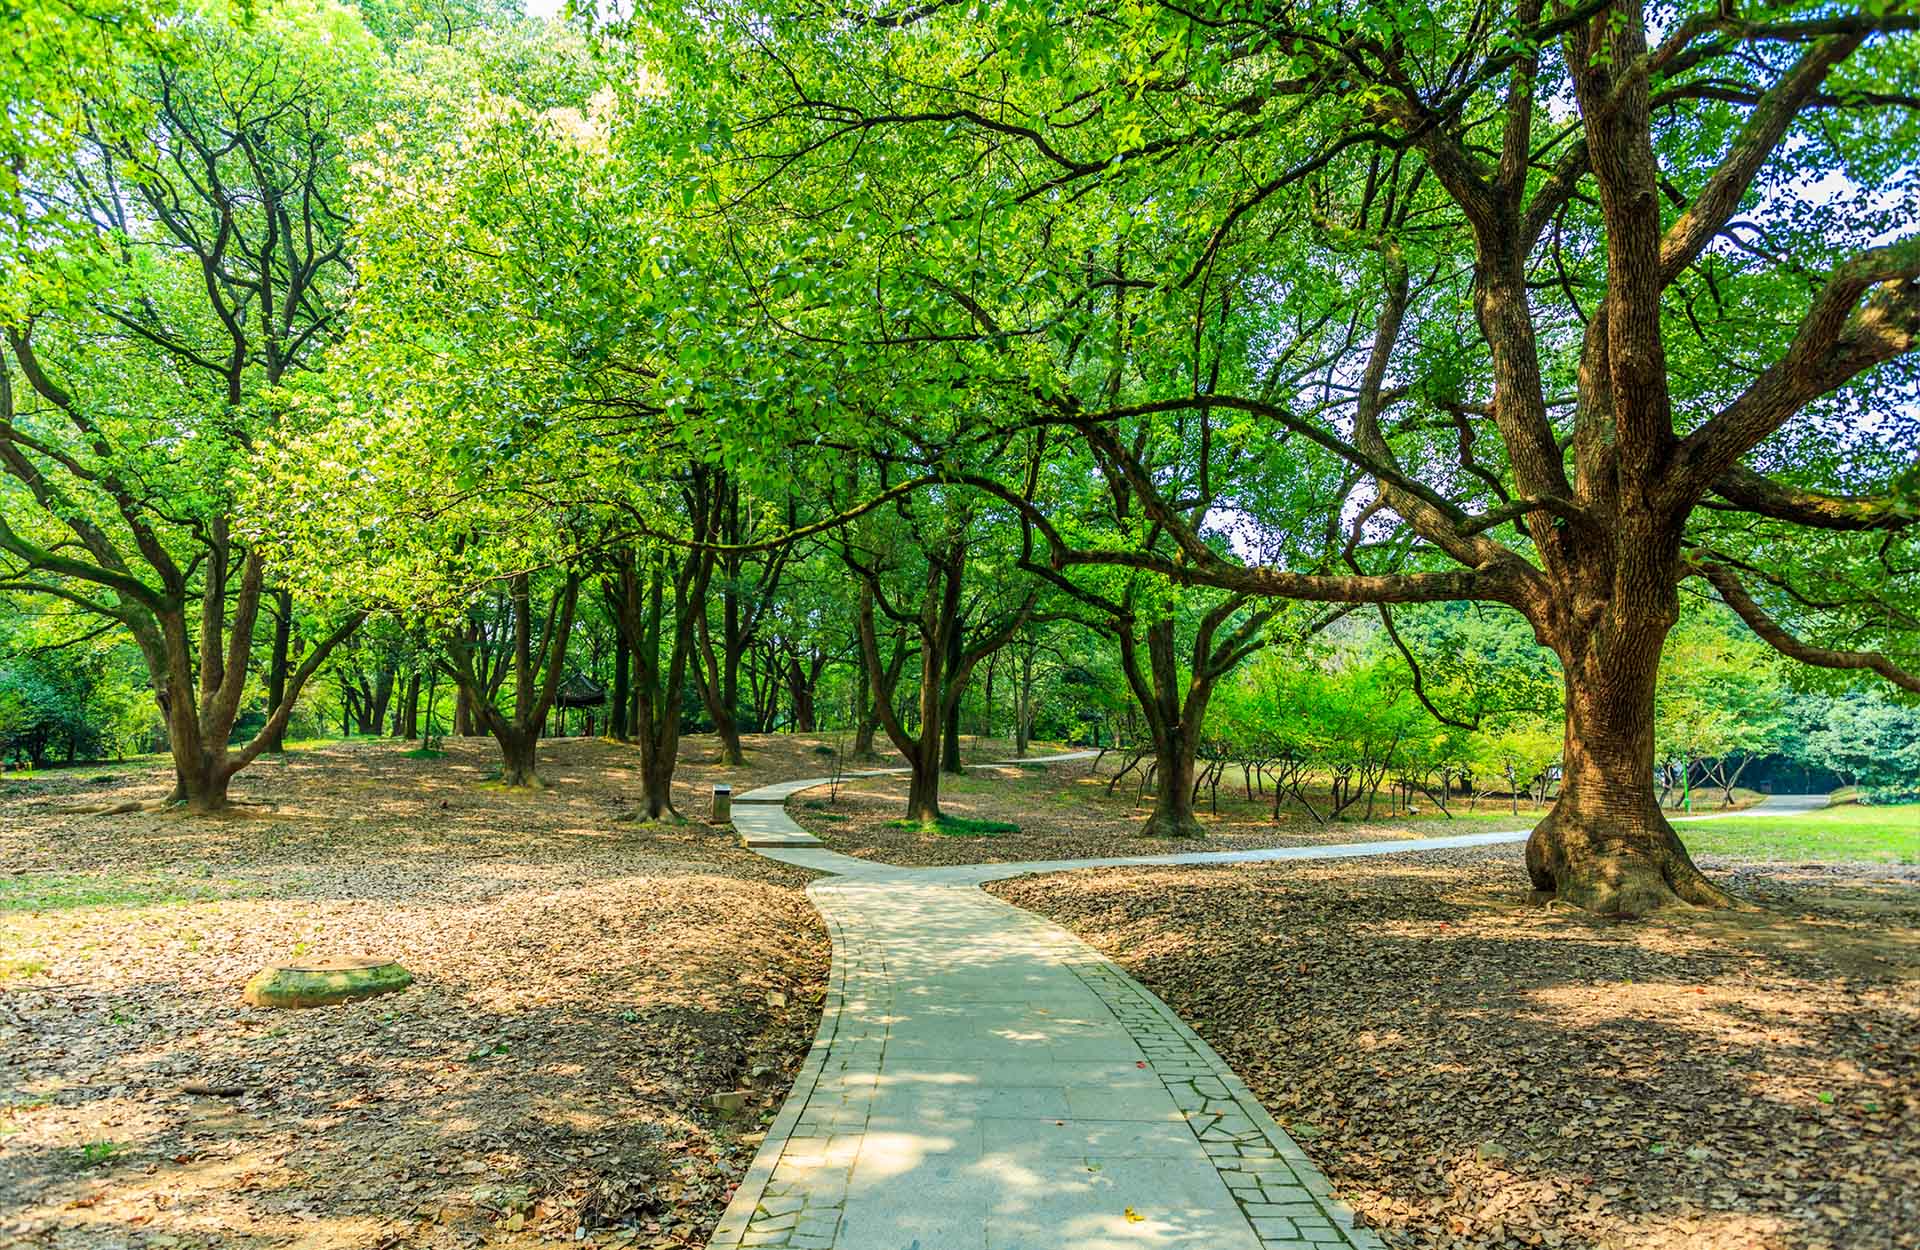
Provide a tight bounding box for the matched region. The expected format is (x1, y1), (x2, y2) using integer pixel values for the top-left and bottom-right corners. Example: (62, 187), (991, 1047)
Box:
(0, 738), (839, 1250)
(990, 849), (1920, 1250)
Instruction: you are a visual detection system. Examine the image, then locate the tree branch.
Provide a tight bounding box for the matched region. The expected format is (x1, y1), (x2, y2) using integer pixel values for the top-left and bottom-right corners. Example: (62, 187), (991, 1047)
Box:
(1697, 561), (1919, 693)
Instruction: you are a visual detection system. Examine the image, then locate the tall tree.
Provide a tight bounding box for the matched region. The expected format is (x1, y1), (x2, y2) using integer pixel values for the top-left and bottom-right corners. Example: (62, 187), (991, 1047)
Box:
(603, 479), (721, 820)
(690, 474), (795, 762)
(445, 572), (579, 787)
(644, 0), (1920, 912)
(0, 0), (377, 810)
(843, 492), (1036, 821)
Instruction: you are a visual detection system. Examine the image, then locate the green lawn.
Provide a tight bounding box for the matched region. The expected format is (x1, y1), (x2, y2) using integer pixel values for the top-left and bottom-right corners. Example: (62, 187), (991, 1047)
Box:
(887, 814), (1023, 838)
(1680, 803), (1920, 863)
(0, 871), (248, 914)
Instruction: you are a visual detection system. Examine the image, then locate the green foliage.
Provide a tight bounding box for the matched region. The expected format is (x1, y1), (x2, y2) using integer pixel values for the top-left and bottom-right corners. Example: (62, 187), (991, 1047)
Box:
(1656, 609), (1794, 768)
(6, 0), (1917, 836)
(1798, 689), (1920, 803)
(887, 814), (1021, 838)
(0, 616), (154, 765)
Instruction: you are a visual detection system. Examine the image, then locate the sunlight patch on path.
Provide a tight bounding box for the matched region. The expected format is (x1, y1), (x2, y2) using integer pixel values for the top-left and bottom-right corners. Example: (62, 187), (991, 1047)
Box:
(714, 766), (1830, 1249)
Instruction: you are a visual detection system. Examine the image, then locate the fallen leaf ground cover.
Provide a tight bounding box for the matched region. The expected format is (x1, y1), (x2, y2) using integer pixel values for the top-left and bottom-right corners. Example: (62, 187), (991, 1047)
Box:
(794, 756), (1552, 867)
(988, 847), (1920, 1250)
(1, 734), (841, 1250)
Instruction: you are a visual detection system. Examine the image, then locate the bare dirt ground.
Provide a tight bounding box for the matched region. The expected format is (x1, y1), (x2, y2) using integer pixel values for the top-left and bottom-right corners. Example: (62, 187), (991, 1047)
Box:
(795, 756), (1547, 867)
(989, 846), (1920, 1250)
(0, 733), (849, 1250)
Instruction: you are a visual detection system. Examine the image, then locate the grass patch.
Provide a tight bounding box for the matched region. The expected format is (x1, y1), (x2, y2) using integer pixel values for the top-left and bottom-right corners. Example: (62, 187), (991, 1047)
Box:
(1, 956), (49, 979)
(401, 746), (447, 759)
(69, 1140), (125, 1169)
(0, 872), (240, 913)
(887, 814), (1022, 838)
(1681, 802), (1920, 863)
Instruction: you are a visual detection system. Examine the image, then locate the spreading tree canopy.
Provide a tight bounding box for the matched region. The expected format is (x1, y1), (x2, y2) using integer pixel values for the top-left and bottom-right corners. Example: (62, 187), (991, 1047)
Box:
(629, 0), (1920, 911)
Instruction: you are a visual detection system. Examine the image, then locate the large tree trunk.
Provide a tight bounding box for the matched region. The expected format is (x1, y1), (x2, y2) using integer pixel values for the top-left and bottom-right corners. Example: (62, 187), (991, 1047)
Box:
(637, 755), (677, 819)
(1140, 725), (1204, 838)
(1122, 614), (1221, 838)
(719, 594), (746, 757)
(941, 699), (964, 774)
(447, 574), (579, 791)
(691, 567), (747, 764)
(1526, 621), (1733, 914)
(699, 666), (746, 763)
(146, 572), (360, 812)
(497, 728), (540, 789)
(853, 627), (903, 759)
(905, 755), (942, 822)
(941, 621), (965, 774)
(395, 673), (420, 738)
(176, 756), (233, 814)
(369, 667), (395, 737)
(634, 699), (680, 819)
(787, 652), (820, 732)
(610, 640), (630, 742)
(163, 679), (231, 814)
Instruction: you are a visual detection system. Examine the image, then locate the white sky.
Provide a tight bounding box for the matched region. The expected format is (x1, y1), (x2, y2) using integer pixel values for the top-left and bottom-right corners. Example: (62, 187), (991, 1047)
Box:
(524, 0), (564, 17)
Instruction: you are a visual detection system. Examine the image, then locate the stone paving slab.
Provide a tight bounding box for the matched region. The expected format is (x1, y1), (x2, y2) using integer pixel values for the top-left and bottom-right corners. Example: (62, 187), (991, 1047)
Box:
(715, 755), (1387, 1250)
(717, 768), (1829, 1250)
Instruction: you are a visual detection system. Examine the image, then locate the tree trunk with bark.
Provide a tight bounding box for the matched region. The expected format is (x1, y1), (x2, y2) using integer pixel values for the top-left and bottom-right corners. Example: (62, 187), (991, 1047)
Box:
(1120, 615), (1208, 838)
(851, 652), (877, 756)
(605, 477), (719, 820)
(1139, 726), (1201, 838)
(262, 588), (292, 754)
(941, 628), (966, 774)
(610, 639), (630, 742)
(139, 552), (361, 814)
(1526, 596), (1732, 913)
(853, 626), (905, 759)
(368, 667), (395, 738)
(444, 573), (579, 791)
(497, 727), (540, 788)
(689, 474), (793, 765)
(1104, 595), (1275, 838)
(850, 538), (1032, 825)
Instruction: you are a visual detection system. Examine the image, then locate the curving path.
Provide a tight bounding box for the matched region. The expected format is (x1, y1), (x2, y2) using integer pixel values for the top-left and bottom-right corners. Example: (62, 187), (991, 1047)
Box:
(713, 760), (1826, 1250)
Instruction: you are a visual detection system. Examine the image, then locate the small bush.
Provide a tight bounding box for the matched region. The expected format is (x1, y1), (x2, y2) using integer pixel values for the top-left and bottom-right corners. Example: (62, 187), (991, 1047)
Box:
(71, 1141), (123, 1169)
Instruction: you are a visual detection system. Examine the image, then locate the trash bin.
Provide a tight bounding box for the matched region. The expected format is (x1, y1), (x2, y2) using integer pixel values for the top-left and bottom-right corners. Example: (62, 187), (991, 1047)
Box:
(711, 783), (732, 823)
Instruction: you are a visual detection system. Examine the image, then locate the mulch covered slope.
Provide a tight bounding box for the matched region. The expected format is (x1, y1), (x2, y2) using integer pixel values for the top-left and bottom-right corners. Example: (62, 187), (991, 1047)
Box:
(988, 847), (1920, 1250)
(1, 736), (831, 1249)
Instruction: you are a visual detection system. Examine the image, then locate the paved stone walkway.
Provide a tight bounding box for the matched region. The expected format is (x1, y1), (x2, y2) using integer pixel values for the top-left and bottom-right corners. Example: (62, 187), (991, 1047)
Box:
(712, 763), (1826, 1250)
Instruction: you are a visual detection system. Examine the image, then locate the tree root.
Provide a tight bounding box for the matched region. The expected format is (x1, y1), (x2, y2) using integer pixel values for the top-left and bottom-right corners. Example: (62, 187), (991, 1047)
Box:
(53, 799), (166, 816)
(619, 807), (685, 825)
(1525, 816), (1755, 917)
(1138, 807), (1206, 838)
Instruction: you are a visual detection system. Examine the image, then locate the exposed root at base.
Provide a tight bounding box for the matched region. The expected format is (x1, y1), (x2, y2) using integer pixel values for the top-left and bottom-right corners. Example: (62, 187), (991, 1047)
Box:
(619, 807), (685, 825)
(53, 799), (164, 816)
